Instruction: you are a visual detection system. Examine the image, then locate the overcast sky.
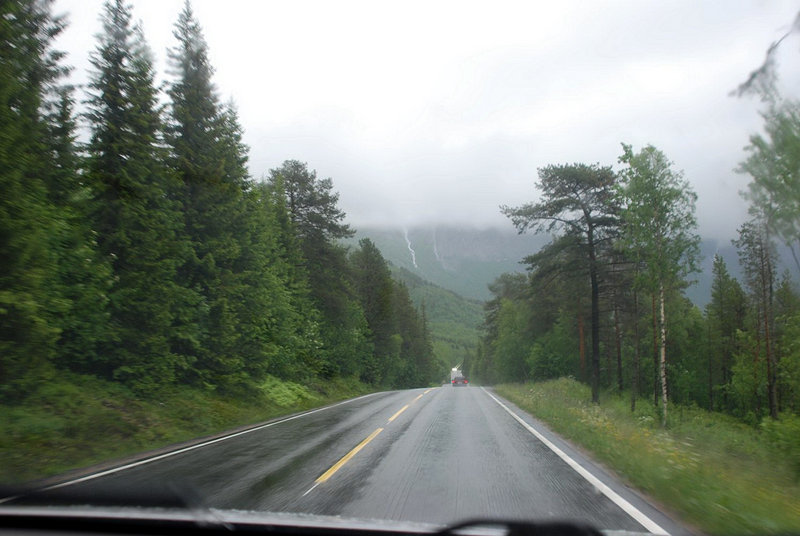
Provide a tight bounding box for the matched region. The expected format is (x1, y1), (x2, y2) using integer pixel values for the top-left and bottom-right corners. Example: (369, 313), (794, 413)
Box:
(53, 0), (800, 240)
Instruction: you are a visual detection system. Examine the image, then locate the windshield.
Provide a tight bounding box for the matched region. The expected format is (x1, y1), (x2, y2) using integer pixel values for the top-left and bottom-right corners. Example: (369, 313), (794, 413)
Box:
(2, 1), (800, 535)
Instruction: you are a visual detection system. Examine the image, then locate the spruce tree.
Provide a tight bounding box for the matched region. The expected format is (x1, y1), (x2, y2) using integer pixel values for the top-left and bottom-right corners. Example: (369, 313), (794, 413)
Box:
(44, 86), (112, 373)
(167, 2), (301, 390)
(0, 0), (67, 400)
(85, 0), (191, 389)
(267, 160), (365, 377)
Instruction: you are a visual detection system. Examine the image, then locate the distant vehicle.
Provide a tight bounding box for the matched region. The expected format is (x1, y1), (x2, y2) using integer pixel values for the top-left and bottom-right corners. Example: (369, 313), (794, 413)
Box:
(450, 367), (463, 382)
(451, 376), (468, 387)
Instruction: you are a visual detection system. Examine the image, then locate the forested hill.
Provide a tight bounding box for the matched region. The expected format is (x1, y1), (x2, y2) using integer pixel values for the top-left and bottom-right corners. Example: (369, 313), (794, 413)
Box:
(389, 266), (483, 377)
(353, 226), (800, 308)
(349, 226), (549, 301)
(1, 0), (441, 405)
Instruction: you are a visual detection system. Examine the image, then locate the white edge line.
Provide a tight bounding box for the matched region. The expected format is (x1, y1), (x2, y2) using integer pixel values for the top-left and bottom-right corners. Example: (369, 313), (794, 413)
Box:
(1, 392), (382, 503)
(481, 388), (669, 536)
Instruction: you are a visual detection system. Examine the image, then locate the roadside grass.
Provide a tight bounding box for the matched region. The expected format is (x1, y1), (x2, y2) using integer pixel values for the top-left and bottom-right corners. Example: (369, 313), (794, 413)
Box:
(496, 378), (800, 535)
(0, 372), (372, 484)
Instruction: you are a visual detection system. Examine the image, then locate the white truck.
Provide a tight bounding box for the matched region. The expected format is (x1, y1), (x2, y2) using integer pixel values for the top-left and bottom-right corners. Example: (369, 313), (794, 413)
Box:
(450, 367), (468, 386)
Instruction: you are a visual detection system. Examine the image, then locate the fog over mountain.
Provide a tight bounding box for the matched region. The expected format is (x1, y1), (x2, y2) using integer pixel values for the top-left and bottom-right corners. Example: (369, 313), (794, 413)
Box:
(351, 225), (800, 307)
(53, 1), (800, 243)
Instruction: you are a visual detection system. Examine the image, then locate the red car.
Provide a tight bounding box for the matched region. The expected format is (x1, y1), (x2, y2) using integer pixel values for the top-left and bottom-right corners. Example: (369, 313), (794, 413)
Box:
(451, 376), (468, 386)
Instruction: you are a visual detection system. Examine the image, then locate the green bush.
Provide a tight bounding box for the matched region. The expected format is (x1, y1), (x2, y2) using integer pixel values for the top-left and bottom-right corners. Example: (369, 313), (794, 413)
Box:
(762, 413), (800, 478)
(260, 375), (319, 407)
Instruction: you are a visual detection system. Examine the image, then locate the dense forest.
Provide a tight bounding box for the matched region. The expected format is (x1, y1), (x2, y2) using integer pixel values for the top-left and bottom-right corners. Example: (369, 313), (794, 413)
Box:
(471, 77), (800, 431)
(0, 0), (441, 406)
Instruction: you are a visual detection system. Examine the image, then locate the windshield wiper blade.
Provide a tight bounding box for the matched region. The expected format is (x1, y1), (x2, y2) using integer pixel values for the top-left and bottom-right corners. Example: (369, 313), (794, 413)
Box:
(437, 520), (603, 536)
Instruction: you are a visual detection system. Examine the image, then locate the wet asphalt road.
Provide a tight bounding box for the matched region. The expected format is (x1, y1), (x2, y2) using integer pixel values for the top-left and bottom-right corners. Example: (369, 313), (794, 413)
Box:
(25, 386), (688, 534)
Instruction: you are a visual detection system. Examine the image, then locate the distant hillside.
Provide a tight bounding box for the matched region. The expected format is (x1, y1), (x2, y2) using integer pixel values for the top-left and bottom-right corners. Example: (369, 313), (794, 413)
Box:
(349, 225), (549, 301)
(692, 238), (799, 307)
(390, 265), (483, 372)
(350, 224), (799, 310)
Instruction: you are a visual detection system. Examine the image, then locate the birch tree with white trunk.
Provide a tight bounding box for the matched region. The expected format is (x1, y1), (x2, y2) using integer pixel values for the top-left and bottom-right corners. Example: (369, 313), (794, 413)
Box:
(617, 144), (700, 427)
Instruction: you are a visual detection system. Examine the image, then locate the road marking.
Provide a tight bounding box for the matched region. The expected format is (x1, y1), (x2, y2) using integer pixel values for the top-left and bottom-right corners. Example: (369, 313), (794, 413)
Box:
(0, 392), (383, 504)
(305, 388), (434, 496)
(423, 388), (433, 394)
(388, 404), (409, 422)
(314, 427), (384, 484)
(482, 388), (669, 536)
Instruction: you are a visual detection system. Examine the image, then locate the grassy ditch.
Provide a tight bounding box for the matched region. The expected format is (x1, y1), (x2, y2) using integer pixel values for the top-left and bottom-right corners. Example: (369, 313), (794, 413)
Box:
(0, 372), (372, 484)
(496, 378), (800, 535)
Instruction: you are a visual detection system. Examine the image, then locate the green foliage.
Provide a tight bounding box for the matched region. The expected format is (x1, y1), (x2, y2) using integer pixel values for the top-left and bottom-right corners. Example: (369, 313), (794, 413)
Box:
(260, 375), (319, 407)
(83, 0), (196, 390)
(705, 255), (748, 411)
(527, 309), (579, 381)
(618, 143), (701, 424)
(493, 298), (533, 382)
(391, 265), (482, 373)
(618, 144), (701, 292)
(0, 372), (371, 484)
(502, 163), (620, 402)
(761, 413), (800, 478)
(498, 380), (800, 534)
(0, 0), (79, 401)
(1, 0), (439, 424)
(738, 98), (800, 271)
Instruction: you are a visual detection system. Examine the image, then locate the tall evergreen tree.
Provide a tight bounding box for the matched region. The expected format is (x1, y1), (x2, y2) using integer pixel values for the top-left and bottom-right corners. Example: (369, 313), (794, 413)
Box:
(0, 0), (68, 400)
(85, 0), (191, 389)
(44, 85), (112, 373)
(705, 254), (747, 411)
(350, 238), (395, 382)
(167, 1), (277, 390)
(267, 160), (362, 376)
(734, 218), (779, 419)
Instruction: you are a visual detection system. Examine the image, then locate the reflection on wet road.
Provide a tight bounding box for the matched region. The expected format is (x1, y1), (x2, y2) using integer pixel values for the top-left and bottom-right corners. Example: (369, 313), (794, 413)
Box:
(29, 387), (688, 534)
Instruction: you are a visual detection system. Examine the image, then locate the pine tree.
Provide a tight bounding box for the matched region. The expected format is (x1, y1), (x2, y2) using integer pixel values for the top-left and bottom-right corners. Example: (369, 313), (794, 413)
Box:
(501, 163), (620, 403)
(734, 218), (778, 419)
(267, 160), (362, 377)
(706, 255), (746, 411)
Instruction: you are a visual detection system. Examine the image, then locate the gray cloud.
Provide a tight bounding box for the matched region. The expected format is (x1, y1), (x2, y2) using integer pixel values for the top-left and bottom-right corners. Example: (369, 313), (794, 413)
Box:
(54, 0), (800, 240)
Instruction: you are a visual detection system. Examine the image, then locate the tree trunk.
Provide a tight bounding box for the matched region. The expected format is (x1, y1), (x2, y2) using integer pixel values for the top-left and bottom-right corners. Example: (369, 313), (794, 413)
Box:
(631, 288), (640, 412)
(762, 249), (778, 419)
(652, 294), (658, 407)
(754, 302), (762, 417)
(614, 299), (623, 394)
(578, 306), (586, 380)
(707, 319), (713, 411)
(659, 283), (668, 427)
(589, 230), (600, 404)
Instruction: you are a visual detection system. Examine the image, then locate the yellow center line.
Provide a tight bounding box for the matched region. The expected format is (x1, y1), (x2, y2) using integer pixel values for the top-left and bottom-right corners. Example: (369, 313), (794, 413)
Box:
(388, 404), (409, 422)
(315, 427), (383, 484)
(424, 388), (433, 394)
(412, 393), (424, 402)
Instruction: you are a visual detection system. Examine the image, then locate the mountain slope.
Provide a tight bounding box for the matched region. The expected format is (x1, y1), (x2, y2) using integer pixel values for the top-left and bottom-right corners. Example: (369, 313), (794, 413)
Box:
(390, 265), (483, 372)
(350, 225), (549, 301)
(352, 225), (800, 308)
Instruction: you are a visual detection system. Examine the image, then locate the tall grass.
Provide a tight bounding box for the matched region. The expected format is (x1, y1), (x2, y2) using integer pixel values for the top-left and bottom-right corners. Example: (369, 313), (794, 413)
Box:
(496, 379), (800, 535)
(0, 372), (372, 484)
